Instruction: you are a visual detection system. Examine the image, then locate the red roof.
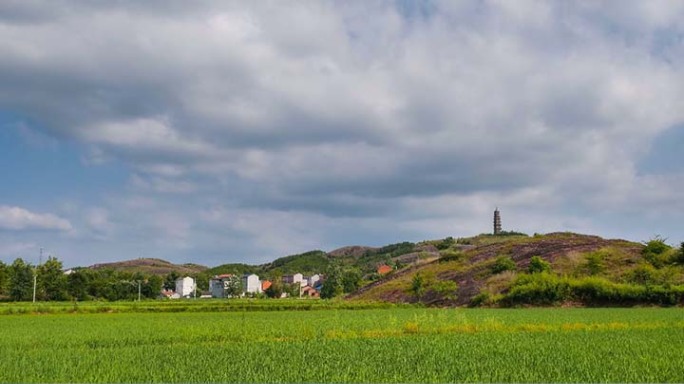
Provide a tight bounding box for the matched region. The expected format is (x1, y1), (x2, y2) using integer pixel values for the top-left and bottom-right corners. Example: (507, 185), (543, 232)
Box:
(215, 274), (234, 279)
(262, 280), (272, 291)
(377, 265), (393, 275)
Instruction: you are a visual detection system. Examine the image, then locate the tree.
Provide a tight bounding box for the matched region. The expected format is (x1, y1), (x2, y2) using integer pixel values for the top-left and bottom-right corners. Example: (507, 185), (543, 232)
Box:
(9, 258), (34, 301)
(491, 256), (516, 274)
(642, 236), (672, 268)
(143, 275), (163, 299)
(223, 275), (243, 298)
(672, 242), (684, 265)
(265, 272), (284, 298)
(342, 268), (362, 293)
(410, 273), (425, 300)
(0, 261), (9, 297)
(583, 252), (605, 275)
(528, 256), (551, 274)
(320, 264), (343, 299)
(265, 281), (283, 298)
(37, 256), (68, 301)
(67, 270), (90, 301)
(163, 271), (180, 291)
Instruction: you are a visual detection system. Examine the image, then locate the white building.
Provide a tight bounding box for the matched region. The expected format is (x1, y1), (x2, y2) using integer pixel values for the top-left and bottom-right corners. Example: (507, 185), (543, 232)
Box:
(292, 273), (305, 285)
(175, 276), (196, 298)
(308, 274), (321, 287)
(242, 274), (262, 294)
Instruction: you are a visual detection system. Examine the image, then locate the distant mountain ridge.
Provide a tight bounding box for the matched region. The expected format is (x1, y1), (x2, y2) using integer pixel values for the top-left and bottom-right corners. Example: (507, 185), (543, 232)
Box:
(88, 258), (208, 276)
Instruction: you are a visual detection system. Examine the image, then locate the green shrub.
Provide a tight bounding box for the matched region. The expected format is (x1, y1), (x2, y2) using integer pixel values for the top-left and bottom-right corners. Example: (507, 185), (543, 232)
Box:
(501, 273), (684, 307)
(436, 237), (456, 250)
(642, 236), (672, 268)
(625, 265), (658, 285)
(438, 250), (462, 263)
(503, 273), (570, 305)
(528, 256), (551, 274)
(430, 280), (458, 301)
(583, 252), (605, 275)
(671, 242), (684, 265)
(491, 256), (516, 274)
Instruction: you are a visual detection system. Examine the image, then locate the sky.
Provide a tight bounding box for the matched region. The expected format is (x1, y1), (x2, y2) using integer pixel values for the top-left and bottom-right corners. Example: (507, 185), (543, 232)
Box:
(1, 1), (683, 268)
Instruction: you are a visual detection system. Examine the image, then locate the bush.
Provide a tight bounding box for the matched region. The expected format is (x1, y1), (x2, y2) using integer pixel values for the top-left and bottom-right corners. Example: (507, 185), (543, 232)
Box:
(439, 250), (462, 263)
(491, 256), (516, 274)
(528, 256), (551, 274)
(469, 291), (501, 307)
(436, 237), (456, 250)
(642, 236), (672, 268)
(626, 264), (658, 285)
(431, 280), (458, 301)
(671, 242), (684, 265)
(503, 273), (569, 305)
(583, 252), (605, 275)
(501, 272), (684, 306)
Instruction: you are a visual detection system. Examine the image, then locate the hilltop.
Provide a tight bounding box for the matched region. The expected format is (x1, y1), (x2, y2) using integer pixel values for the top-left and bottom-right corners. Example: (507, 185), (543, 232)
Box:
(88, 258), (208, 276)
(348, 232), (684, 306)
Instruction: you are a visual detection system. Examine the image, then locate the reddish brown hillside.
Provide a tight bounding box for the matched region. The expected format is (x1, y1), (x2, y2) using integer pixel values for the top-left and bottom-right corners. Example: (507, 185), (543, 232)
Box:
(348, 233), (644, 306)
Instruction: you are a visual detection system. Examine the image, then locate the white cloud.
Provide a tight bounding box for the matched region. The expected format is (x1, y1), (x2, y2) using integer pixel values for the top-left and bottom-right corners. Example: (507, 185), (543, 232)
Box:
(0, 206), (72, 231)
(1, 1), (684, 264)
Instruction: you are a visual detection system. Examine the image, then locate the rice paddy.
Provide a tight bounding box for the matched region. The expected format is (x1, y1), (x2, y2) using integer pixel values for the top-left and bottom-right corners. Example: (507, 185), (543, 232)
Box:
(1, 304), (683, 382)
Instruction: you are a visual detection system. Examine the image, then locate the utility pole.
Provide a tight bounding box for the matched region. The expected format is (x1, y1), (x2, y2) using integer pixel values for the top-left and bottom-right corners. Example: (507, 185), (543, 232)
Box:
(32, 247), (43, 303)
(138, 280), (142, 301)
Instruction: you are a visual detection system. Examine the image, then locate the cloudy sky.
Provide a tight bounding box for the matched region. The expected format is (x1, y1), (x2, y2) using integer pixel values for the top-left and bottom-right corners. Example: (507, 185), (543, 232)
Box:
(1, 1), (683, 268)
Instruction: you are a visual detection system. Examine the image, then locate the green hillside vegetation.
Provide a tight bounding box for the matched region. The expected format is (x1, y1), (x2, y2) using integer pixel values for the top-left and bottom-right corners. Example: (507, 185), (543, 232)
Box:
(88, 258), (207, 276)
(350, 233), (684, 307)
(197, 243), (422, 286)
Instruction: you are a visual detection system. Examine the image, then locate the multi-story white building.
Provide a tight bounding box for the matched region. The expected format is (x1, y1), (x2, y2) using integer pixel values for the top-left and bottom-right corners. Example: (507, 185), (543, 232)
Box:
(175, 276), (196, 298)
(242, 274), (262, 294)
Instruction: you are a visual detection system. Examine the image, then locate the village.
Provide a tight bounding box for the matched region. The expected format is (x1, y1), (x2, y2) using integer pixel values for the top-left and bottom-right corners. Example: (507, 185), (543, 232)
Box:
(161, 265), (395, 300)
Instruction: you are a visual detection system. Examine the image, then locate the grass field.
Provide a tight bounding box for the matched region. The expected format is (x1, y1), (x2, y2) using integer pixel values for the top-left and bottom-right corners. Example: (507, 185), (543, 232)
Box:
(1, 303), (683, 382)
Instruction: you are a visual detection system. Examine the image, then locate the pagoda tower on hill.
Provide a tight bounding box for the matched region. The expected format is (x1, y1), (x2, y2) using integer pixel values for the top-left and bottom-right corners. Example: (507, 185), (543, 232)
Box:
(493, 208), (502, 235)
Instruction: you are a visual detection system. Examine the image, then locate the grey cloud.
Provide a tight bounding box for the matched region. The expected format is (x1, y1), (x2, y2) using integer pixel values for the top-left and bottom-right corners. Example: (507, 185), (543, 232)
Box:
(2, 1), (684, 264)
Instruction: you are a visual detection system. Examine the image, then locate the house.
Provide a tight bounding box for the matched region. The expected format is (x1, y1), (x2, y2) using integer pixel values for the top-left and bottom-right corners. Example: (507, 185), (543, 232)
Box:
(210, 274), (239, 298)
(160, 289), (174, 299)
(377, 264), (393, 275)
(293, 273), (304, 285)
(301, 286), (319, 298)
(307, 274), (321, 287)
(262, 280), (272, 292)
(175, 276), (196, 298)
(242, 274), (262, 294)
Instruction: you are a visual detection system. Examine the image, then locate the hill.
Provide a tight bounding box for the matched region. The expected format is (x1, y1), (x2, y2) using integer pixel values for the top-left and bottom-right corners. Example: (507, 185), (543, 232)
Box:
(202, 242), (427, 281)
(348, 232), (684, 306)
(88, 258), (208, 276)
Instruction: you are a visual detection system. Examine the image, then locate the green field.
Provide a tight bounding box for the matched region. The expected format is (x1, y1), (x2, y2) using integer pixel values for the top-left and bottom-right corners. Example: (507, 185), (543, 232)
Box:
(2, 303), (684, 382)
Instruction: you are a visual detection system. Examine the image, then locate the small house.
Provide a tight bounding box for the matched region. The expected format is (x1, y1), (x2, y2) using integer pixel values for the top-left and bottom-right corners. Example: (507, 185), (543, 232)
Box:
(242, 274), (262, 294)
(175, 276), (196, 298)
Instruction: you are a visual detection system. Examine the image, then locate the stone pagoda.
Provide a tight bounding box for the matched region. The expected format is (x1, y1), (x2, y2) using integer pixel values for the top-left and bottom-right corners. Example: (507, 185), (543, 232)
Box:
(493, 208), (502, 235)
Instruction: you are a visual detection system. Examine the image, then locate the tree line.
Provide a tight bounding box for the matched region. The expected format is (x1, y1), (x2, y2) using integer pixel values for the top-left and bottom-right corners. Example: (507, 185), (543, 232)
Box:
(0, 257), (163, 302)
